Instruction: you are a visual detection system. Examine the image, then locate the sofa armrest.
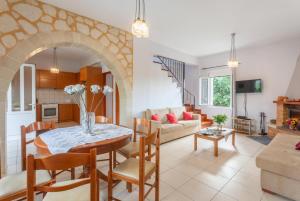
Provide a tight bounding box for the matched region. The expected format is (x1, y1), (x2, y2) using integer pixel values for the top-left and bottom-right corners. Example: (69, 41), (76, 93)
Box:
(150, 120), (162, 132)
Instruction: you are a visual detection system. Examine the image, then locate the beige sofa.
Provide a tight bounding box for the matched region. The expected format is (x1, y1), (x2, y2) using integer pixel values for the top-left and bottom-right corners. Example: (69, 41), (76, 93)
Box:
(256, 133), (300, 200)
(144, 106), (201, 143)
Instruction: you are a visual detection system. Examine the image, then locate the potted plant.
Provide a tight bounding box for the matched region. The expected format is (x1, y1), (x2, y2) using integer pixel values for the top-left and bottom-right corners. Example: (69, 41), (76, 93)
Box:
(213, 114), (228, 131)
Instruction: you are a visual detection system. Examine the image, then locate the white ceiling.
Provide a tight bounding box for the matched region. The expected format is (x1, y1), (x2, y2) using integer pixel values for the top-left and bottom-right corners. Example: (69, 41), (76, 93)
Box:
(27, 46), (103, 72)
(41, 0), (300, 57)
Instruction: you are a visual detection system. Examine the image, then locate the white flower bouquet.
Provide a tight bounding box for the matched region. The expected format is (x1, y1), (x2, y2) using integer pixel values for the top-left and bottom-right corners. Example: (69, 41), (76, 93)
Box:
(64, 84), (113, 133)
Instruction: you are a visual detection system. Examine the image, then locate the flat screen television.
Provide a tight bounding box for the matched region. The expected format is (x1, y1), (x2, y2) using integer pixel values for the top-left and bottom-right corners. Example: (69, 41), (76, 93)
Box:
(236, 79), (262, 93)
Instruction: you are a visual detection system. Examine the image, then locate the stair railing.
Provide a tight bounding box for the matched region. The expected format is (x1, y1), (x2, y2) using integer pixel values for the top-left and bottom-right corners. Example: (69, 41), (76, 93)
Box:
(153, 55), (196, 107)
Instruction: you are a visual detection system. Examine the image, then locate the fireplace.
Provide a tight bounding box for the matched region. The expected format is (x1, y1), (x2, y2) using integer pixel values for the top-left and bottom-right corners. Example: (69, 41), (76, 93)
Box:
(274, 97), (300, 127)
(288, 106), (300, 119)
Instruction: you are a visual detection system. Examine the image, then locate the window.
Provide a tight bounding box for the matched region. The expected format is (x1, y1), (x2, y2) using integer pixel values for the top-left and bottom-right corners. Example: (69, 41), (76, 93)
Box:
(199, 75), (232, 108)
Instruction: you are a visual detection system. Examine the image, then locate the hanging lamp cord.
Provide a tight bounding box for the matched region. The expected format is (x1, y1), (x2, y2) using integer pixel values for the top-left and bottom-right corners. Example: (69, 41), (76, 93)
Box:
(143, 0), (146, 21)
(135, 0), (146, 21)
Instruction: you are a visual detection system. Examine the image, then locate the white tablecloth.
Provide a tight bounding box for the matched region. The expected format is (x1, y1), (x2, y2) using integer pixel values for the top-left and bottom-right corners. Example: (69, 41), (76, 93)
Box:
(39, 124), (133, 154)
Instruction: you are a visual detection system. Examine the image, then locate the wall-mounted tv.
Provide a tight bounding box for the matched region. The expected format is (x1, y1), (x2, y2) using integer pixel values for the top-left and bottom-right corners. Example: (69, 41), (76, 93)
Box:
(236, 79), (262, 93)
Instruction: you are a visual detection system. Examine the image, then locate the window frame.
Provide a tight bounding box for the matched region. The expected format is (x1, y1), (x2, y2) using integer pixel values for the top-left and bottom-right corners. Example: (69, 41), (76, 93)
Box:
(199, 75), (232, 109)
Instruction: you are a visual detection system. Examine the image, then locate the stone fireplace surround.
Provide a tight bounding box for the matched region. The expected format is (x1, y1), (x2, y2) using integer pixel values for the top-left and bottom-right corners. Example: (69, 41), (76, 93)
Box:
(268, 97), (300, 138)
(0, 0), (133, 175)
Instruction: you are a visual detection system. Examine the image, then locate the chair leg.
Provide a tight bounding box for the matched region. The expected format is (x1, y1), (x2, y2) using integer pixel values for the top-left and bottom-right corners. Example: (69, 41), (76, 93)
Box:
(139, 182), (144, 201)
(71, 168), (75, 179)
(108, 171), (113, 201)
(126, 182), (132, 192)
(113, 151), (117, 168)
(155, 168), (159, 201)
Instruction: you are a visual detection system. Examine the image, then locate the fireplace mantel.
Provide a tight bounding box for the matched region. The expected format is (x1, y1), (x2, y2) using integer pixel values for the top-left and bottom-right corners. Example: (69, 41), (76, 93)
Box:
(273, 101), (300, 105)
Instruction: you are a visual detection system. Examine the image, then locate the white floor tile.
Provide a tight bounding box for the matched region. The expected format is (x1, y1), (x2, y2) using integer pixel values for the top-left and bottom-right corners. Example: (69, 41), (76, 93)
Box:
(212, 192), (237, 201)
(178, 179), (218, 201)
(161, 169), (191, 189)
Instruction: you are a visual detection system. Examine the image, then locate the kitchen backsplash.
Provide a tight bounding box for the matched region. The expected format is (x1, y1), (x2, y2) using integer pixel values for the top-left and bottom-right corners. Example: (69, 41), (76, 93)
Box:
(37, 89), (74, 104)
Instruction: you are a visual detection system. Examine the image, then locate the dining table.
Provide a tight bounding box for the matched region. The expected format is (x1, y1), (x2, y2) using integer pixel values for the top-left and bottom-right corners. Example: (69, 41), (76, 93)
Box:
(34, 124), (132, 181)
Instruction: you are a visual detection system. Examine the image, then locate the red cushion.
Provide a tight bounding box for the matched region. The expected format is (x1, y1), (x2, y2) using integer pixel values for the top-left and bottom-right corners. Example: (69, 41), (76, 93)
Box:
(296, 141), (300, 150)
(183, 111), (193, 120)
(166, 113), (178, 124)
(151, 114), (160, 121)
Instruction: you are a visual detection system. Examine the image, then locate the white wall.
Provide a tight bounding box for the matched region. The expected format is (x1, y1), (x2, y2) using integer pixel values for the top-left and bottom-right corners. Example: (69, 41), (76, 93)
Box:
(286, 55), (300, 98)
(191, 37), (300, 132)
(132, 39), (197, 117)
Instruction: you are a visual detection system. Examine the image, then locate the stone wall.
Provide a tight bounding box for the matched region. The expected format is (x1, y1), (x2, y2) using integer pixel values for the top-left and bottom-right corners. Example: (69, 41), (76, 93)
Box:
(0, 0), (133, 80)
(0, 0), (133, 175)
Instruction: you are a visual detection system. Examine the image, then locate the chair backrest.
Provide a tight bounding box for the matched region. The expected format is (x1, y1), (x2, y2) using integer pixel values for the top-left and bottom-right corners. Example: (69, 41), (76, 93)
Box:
(133, 118), (151, 142)
(27, 148), (98, 201)
(21, 121), (56, 170)
(139, 129), (160, 182)
(95, 116), (112, 124)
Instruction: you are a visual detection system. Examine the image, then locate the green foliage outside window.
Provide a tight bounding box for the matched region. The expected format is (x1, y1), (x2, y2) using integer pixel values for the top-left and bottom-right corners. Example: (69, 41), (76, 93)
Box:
(212, 76), (231, 107)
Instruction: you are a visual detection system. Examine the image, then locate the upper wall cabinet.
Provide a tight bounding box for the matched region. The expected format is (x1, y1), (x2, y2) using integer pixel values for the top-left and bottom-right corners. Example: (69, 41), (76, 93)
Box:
(38, 69), (57, 89)
(36, 69), (78, 89)
(57, 72), (77, 89)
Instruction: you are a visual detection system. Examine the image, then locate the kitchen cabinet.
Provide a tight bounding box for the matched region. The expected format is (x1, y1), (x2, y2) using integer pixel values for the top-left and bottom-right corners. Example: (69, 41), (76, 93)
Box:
(57, 72), (77, 89)
(58, 104), (80, 123)
(38, 70), (57, 88)
(58, 104), (74, 122)
(73, 104), (80, 123)
(36, 104), (42, 122)
(36, 70), (78, 89)
(80, 66), (104, 116)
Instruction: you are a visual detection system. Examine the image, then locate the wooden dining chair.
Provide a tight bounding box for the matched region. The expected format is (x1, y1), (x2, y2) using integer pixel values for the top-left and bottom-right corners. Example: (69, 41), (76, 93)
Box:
(27, 148), (99, 201)
(117, 118), (152, 159)
(95, 116), (113, 124)
(21, 121), (75, 179)
(108, 129), (160, 201)
(0, 156), (52, 201)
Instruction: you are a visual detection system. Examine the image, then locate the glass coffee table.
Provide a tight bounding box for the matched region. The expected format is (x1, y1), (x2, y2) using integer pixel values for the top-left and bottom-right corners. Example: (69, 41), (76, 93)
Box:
(194, 127), (236, 157)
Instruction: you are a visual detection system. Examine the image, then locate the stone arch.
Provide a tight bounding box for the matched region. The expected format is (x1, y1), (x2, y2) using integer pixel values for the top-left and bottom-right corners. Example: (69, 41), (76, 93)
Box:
(0, 31), (132, 174)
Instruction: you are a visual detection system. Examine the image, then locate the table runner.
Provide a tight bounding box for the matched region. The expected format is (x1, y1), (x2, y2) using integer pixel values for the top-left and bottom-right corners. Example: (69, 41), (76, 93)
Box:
(39, 124), (133, 154)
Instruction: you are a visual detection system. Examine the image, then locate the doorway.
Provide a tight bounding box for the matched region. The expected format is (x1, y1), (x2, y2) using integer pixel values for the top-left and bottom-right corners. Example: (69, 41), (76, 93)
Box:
(6, 64), (36, 174)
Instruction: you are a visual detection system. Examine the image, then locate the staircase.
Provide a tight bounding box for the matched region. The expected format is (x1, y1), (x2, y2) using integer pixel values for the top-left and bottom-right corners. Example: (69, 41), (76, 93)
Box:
(153, 55), (213, 128)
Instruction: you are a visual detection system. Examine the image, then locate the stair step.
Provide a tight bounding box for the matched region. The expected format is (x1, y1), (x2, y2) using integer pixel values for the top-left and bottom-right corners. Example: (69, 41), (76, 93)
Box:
(201, 120), (213, 128)
(201, 114), (207, 119)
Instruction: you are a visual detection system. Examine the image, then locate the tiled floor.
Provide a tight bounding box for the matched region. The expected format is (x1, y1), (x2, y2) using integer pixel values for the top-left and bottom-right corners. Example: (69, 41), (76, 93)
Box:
(6, 133), (293, 201)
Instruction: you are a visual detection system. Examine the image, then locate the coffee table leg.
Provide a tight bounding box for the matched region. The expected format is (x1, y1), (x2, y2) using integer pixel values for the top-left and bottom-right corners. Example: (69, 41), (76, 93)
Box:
(214, 140), (218, 157)
(194, 134), (198, 151)
(232, 131), (236, 146)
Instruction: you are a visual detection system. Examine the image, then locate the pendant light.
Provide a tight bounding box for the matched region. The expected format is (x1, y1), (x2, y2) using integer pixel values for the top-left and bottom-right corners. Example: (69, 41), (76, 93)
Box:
(228, 33), (239, 68)
(50, 47), (60, 74)
(132, 0), (149, 38)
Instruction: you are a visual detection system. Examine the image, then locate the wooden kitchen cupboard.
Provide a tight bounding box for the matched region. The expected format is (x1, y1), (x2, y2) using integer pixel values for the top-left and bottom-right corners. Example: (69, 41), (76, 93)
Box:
(58, 104), (74, 122)
(80, 66), (104, 116)
(56, 72), (77, 89)
(37, 69), (57, 88)
(36, 104), (42, 122)
(36, 69), (78, 89)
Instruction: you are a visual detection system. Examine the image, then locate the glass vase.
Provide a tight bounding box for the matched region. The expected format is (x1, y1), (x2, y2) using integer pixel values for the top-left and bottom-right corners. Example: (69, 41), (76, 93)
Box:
(81, 112), (95, 134)
(87, 112), (95, 133)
